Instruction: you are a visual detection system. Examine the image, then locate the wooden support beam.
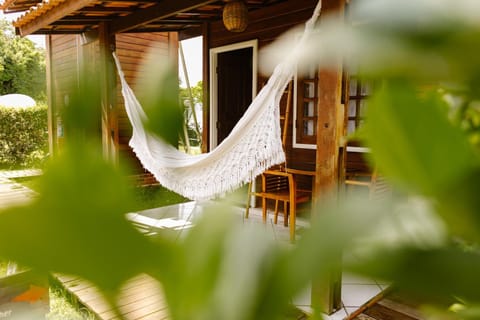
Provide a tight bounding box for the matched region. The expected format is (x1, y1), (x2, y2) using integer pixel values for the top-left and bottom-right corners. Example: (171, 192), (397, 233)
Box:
(45, 35), (56, 156)
(109, 0), (217, 34)
(312, 0), (346, 315)
(17, 0), (95, 36)
(202, 22), (210, 153)
(98, 22), (118, 163)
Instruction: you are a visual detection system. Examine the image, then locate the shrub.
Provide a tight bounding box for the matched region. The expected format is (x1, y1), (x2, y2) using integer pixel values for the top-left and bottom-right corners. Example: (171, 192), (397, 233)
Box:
(0, 104), (48, 168)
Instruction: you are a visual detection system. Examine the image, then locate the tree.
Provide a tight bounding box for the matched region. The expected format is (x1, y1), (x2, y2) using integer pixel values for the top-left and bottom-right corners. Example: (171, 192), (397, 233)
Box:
(179, 81), (203, 147)
(0, 18), (46, 102)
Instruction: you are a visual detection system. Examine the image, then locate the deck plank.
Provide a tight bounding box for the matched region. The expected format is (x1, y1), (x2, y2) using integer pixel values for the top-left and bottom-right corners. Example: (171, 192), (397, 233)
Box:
(53, 273), (169, 320)
(348, 289), (426, 320)
(139, 309), (170, 320)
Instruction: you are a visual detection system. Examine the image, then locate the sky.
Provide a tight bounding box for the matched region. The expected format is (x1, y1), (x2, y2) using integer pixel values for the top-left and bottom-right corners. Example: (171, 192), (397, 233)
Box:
(179, 36), (203, 87)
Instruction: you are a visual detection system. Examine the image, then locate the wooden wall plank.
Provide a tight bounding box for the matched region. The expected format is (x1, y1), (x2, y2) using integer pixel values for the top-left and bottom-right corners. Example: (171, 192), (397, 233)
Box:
(49, 34), (78, 151)
(311, 0), (346, 314)
(115, 32), (177, 174)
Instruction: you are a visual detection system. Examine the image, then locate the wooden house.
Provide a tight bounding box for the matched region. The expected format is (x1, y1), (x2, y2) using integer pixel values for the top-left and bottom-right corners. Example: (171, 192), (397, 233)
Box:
(0, 0), (372, 313)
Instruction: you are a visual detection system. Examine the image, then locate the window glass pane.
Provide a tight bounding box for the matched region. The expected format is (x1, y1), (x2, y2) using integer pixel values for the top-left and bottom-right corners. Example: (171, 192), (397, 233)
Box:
(349, 80), (358, 96)
(347, 120), (356, 134)
(304, 101), (315, 117)
(348, 100), (357, 117)
(304, 82), (315, 98)
(303, 120), (315, 136)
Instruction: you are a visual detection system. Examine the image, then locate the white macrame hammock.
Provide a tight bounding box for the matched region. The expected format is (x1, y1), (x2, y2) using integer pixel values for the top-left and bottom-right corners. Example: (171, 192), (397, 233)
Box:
(113, 1), (322, 200)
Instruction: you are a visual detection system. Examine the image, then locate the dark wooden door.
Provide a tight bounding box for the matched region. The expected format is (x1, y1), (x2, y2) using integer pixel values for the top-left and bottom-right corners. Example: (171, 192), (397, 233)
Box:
(216, 47), (253, 144)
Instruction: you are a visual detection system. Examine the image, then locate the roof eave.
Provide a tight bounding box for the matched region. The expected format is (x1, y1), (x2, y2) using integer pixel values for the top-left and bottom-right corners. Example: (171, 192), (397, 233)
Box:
(15, 0), (95, 36)
(0, 0), (15, 10)
(13, 0), (220, 37)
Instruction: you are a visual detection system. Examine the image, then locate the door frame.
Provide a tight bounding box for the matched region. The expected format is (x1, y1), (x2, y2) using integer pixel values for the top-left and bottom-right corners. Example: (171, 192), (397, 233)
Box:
(209, 39), (258, 149)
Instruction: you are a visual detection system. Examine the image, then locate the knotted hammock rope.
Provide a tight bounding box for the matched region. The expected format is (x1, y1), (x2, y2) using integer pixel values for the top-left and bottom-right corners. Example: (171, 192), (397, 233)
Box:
(113, 0), (322, 200)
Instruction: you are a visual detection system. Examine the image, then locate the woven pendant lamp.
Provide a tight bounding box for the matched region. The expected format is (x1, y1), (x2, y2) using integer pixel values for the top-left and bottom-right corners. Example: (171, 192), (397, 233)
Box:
(223, 0), (249, 32)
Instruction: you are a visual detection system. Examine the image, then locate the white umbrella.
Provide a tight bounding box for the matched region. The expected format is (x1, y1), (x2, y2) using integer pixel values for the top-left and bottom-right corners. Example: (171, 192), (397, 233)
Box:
(0, 94), (36, 108)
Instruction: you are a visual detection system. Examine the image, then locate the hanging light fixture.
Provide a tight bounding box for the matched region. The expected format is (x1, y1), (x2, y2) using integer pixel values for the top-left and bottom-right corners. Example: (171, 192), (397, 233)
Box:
(222, 0), (249, 32)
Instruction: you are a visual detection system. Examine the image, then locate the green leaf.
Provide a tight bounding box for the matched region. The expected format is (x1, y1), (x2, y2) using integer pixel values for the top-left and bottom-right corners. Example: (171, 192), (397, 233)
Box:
(0, 144), (172, 293)
(137, 54), (183, 147)
(364, 81), (476, 196)
(349, 246), (480, 305)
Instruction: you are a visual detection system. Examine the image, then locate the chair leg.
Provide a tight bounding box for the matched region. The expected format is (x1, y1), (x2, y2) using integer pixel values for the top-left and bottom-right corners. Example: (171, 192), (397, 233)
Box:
(274, 200), (279, 224)
(262, 196), (267, 224)
(245, 181), (253, 219)
(289, 202), (296, 242)
(283, 201), (288, 227)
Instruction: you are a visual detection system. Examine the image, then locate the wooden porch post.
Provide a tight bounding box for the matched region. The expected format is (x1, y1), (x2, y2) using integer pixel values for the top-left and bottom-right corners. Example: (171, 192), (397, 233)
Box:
(45, 34), (57, 156)
(98, 22), (118, 163)
(312, 0), (345, 314)
(202, 22), (210, 153)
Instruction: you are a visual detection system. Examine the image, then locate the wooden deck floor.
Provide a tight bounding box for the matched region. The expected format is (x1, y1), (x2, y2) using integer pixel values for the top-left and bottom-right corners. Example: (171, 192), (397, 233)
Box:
(54, 273), (169, 320)
(346, 288), (425, 320)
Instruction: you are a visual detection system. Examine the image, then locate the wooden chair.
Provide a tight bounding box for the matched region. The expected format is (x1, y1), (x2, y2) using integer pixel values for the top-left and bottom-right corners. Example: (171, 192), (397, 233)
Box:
(264, 168), (315, 241)
(343, 148), (391, 200)
(246, 167), (314, 242)
(344, 168), (378, 197)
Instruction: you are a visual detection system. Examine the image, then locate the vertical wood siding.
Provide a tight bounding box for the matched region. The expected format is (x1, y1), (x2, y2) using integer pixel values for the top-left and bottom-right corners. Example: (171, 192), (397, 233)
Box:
(48, 32), (178, 181)
(115, 32), (177, 175)
(49, 34), (79, 150)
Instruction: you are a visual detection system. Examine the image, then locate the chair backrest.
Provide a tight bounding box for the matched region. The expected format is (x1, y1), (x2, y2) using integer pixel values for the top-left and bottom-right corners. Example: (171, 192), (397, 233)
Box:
(261, 170), (294, 195)
(344, 155), (391, 200)
(368, 172), (391, 201)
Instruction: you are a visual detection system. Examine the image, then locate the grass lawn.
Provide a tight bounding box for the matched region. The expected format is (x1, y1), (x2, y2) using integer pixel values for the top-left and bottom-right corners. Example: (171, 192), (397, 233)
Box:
(132, 184), (187, 211)
(46, 286), (96, 320)
(0, 264), (91, 319)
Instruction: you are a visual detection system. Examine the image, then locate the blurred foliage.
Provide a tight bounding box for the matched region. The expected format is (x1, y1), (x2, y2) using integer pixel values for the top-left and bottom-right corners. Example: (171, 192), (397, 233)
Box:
(137, 50), (183, 147)
(0, 104), (48, 168)
(3, 0), (480, 319)
(11, 176), (42, 192)
(0, 18), (46, 102)
(0, 260), (6, 277)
